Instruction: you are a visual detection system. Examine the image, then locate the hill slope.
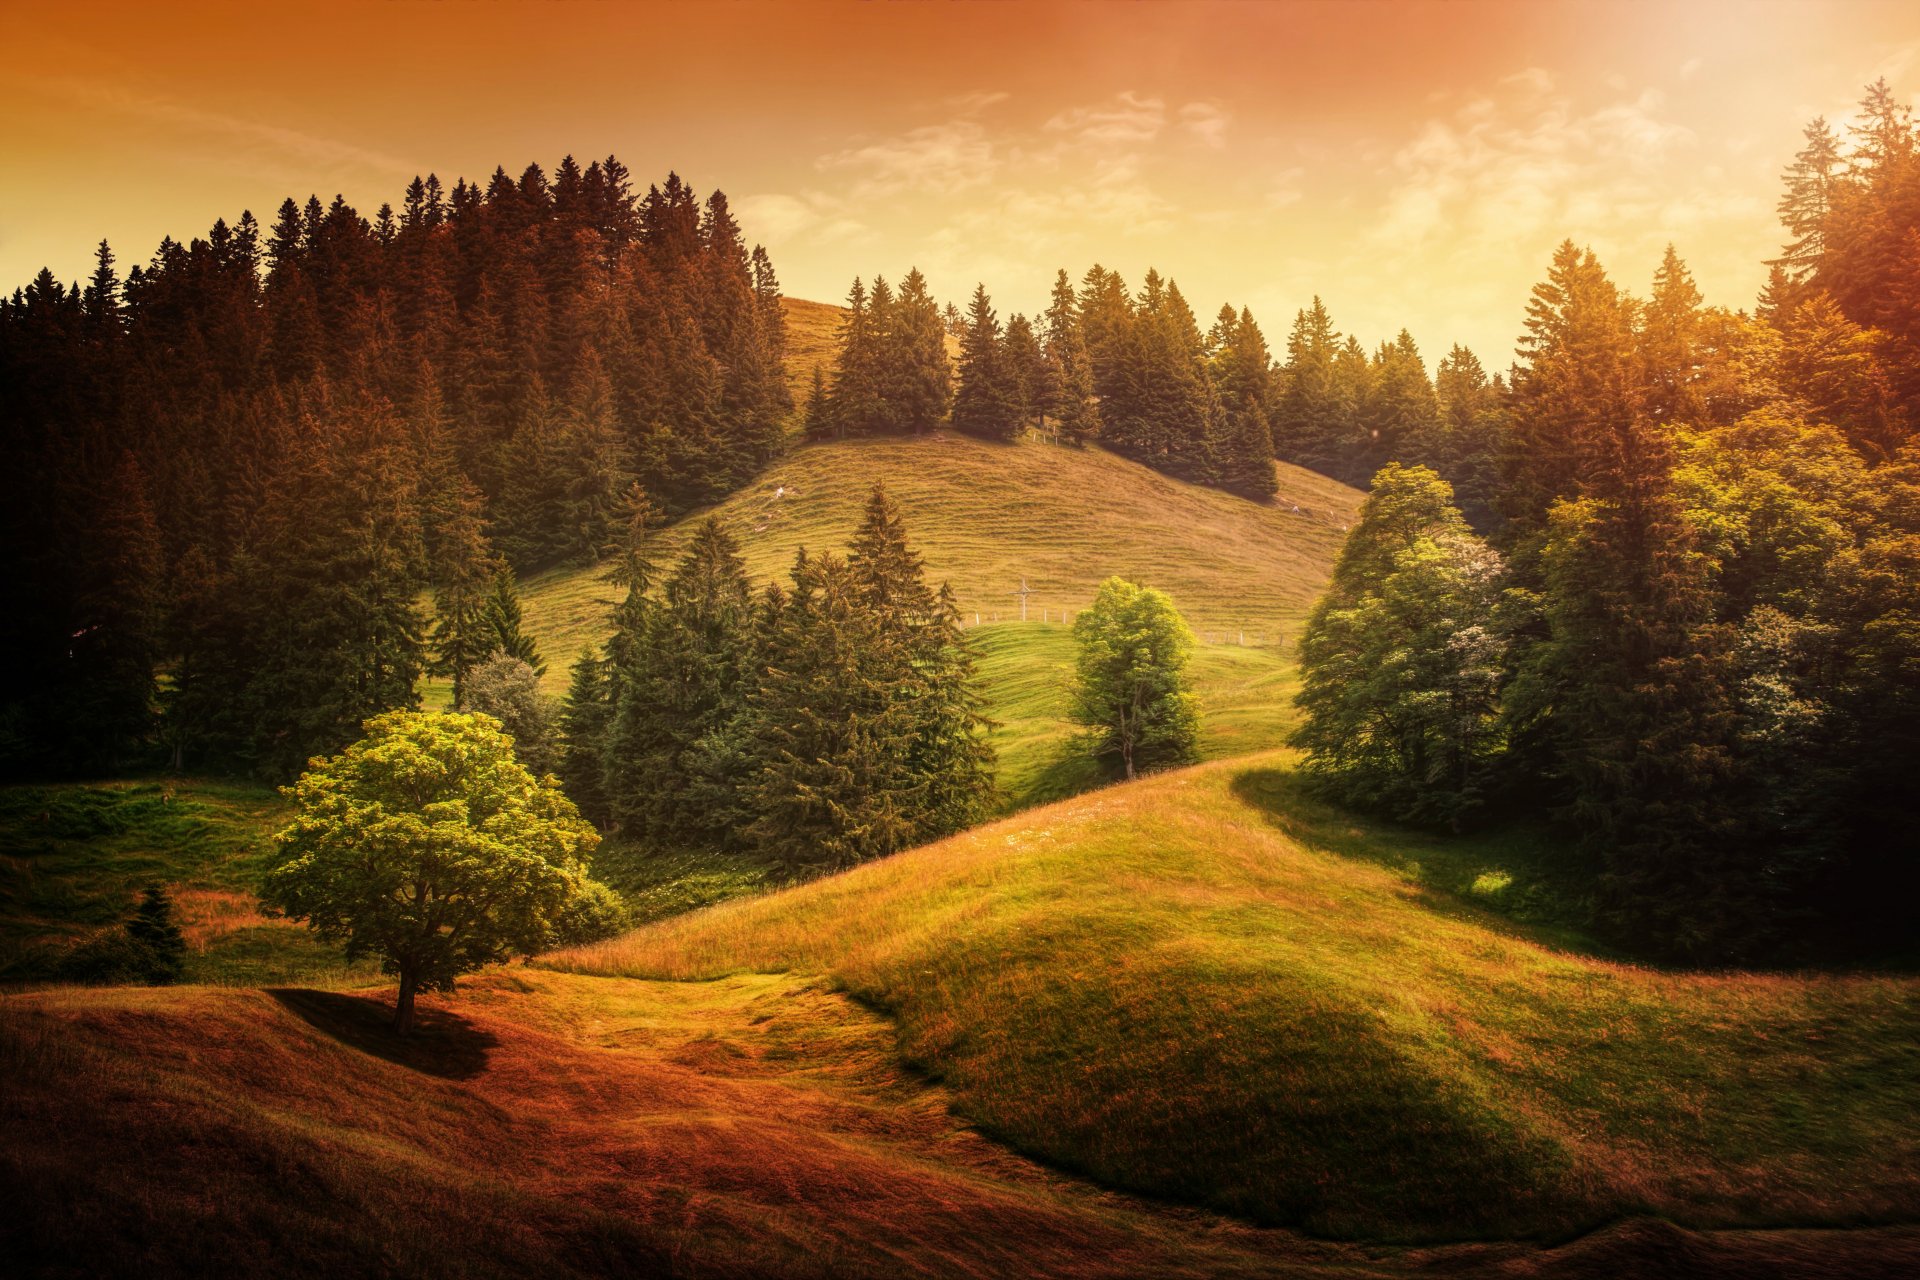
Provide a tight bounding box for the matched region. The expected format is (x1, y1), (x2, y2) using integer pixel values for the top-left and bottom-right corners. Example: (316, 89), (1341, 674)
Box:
(552, 751), (1920, 1244)
(521, 434), (1358, 672)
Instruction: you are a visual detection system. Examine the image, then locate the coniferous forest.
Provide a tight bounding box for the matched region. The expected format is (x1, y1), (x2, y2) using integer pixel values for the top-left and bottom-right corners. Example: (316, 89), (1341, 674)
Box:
(3, 163), (791, 778)
(7, 7), (1920, 1269)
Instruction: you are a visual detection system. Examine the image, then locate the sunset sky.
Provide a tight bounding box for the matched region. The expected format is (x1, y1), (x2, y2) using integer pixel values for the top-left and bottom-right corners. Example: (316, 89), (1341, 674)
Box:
(4, 0), (1918, 364)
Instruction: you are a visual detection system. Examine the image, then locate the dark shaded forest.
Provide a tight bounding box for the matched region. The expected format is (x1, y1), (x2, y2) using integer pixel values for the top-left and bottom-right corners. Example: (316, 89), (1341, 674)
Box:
(2, 160), (790, 777)
(1290, 81), (1920, 961)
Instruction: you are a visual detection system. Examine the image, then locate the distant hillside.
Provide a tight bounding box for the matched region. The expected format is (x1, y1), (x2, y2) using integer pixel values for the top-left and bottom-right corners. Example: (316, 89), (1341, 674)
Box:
(518, 432), (1360, 680)
(778, 296), (847, 408)
(554, 750), (1920, 1245)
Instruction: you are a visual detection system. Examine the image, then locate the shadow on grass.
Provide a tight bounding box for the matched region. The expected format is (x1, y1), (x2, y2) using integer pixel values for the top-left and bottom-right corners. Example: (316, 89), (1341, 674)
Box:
(1007, 745), (1110, 812)
(1227, 764), (1619, 960)
(265, 988), (497, 1080)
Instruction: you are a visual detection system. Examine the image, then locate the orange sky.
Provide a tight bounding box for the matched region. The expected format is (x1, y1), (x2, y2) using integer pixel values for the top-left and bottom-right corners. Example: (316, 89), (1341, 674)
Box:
(4, 0), (1918, 364)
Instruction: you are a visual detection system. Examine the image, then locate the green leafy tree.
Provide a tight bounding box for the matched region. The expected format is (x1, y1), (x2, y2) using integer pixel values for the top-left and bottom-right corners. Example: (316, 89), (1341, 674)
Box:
(1293, 465), (1507, 829)
(1070, 577), (1199, 779)
(465, 653), (558, 776)
(265, 710), (614, 1033)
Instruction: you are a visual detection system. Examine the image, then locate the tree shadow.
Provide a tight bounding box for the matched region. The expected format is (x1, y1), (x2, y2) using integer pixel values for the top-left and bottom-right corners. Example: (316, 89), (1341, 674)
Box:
(1226, 764), (1620, 960)
(265, 988), (498, 1080)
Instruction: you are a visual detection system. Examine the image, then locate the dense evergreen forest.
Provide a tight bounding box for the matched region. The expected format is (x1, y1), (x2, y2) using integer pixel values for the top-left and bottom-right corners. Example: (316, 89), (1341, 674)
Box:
(2, 160), (791, 777)
(1293, 81), (1920, 961)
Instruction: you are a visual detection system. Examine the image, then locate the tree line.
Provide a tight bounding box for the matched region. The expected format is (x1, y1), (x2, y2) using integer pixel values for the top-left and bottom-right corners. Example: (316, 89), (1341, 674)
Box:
(806, 265), (1507, 515)
(1, 159), (791, 778)
(1292, 80), (1920, 962)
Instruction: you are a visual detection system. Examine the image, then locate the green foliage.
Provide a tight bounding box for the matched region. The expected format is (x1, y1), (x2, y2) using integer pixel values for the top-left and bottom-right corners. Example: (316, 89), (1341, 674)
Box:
(1293, 465), (1506, 829)
(604, 518), (756, 847)
(263, 710), (611, 1032)
(951, 284), (1019, 441)
(464, 654), (557, 776)
(1070, 577), (1199, 779)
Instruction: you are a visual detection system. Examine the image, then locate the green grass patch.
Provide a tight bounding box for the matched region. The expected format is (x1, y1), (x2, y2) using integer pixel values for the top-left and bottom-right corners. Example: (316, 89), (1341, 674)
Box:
(0, 779), (378, 987)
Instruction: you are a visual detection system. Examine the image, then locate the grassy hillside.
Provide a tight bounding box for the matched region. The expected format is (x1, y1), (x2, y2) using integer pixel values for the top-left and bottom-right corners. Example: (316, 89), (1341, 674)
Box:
(0, 781), (373, 986)
(552, 751), (1920, 1244)
(0, 969), (1382, 1279)
(516, 432), (1357, 682)
(779, 295), (848, 407)
(9, 967), (1916, 1278)
(973, 622), (1298, 808)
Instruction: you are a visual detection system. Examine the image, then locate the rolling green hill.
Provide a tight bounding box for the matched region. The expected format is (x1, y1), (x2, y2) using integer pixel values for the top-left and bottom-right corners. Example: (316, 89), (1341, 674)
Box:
(518, 433), (1358, 676)
(552, 750), (1920, 1245)
(504, 429), (1357, 811)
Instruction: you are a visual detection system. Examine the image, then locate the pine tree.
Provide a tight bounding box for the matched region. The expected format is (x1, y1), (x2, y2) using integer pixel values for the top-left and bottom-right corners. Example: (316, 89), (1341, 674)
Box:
(1042, 268), (1099, 444)
(951, 284), (1018, 440)
(557, 647), (614, 828)
(886, 268), (952, 433)
(605, 518), (754, 846)
(742, 551), (922, 872)
(1775, 117), (1842, 282)
(1207, 306), (1278, 499)
(428, 495), (499, 709)
(1275, 297), (1346, 476)
(1002, 313), (1047, 434)
(795, 361), (828, 439)
(125, 885), (187, 984)
(485, 568), (544, 676)
(828, 277), (882, 438)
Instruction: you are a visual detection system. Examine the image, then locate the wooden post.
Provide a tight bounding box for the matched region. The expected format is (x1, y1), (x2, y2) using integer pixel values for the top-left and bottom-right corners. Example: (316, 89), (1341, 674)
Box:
(1011, 578), (1032, 623)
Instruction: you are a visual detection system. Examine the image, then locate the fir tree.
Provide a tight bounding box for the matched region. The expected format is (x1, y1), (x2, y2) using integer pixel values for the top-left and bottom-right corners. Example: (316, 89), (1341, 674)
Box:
(557, 647), (614, 828)
(485, 568), (544, 676)
(1042, 268), (1099, 444)
(951, 284), (1018, 440)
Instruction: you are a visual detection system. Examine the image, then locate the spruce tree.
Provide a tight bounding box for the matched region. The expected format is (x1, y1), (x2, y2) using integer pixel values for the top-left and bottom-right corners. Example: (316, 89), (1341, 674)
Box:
(557, 647), (614, 828)
(1042, 268), (1100, 444)
(605, 518), (754, 846)
(742, 551), (922, 872)
(485, 568), (544, 676)
(951, 284), (1018, 440)
(887, 268), (952, 433)
(125, 885), (187, 984)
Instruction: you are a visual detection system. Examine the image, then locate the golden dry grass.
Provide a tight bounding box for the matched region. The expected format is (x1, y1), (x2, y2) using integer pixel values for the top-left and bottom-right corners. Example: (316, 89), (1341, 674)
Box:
(8, 968), (1914, 1278)
(550, 750), (1920, 1244)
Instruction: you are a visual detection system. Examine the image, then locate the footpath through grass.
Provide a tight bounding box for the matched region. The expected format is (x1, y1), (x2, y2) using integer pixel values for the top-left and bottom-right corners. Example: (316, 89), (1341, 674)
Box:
(551, 750), (1920, 1243)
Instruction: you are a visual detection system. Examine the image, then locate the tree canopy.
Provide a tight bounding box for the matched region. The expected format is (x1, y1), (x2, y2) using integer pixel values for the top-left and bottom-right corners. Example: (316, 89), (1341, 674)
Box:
(264, 710), (619, 1032)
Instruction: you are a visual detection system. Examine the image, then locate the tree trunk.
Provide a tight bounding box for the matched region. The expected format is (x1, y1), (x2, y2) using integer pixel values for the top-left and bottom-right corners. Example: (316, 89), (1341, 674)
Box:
(392, 967), (418, 1035)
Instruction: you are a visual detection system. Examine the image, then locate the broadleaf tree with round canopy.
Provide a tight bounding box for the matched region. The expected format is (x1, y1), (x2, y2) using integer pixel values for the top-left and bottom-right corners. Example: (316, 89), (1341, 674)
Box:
(264, 710), (622, 1033)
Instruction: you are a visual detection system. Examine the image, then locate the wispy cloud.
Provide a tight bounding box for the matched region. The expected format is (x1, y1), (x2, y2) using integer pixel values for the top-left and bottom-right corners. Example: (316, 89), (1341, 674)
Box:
(1179, 101), (1232, 149)
(1044, 91), (1166, 148)
(817, 119), (999, 198)
(27, 75), (417, 185)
